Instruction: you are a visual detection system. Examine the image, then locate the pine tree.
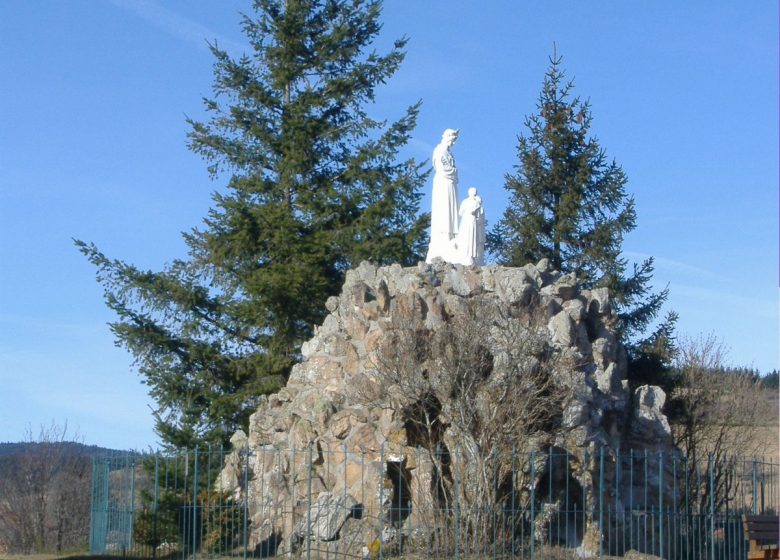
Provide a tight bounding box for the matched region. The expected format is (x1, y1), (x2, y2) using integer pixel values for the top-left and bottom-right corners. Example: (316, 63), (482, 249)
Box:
(491, 54), (675, 371)
(77, 0), (427, 448)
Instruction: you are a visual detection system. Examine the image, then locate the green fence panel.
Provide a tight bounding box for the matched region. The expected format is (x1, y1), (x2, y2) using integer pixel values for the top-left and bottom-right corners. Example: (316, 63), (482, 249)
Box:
(89, 447), (779, 560)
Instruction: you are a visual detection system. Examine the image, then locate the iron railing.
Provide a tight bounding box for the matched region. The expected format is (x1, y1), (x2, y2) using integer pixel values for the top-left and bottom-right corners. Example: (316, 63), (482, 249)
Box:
(89, 446), (778, 559)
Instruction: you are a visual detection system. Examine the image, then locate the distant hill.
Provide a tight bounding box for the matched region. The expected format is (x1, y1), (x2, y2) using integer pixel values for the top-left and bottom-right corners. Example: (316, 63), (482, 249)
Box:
(0, 441), (127, 458)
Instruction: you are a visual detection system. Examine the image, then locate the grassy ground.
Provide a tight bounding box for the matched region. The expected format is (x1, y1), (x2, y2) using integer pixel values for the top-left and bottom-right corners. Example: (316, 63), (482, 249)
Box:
(0, 555), (86, 560)
(749, 424), (779, 459)
(0, 556), (148, 560)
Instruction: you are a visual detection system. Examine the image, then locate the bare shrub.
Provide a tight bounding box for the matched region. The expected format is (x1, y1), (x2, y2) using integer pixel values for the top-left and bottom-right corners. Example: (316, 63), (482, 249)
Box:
(359, 298), (577, 551)
(670, 334), (773, 513)
(0, 423), (91, 554)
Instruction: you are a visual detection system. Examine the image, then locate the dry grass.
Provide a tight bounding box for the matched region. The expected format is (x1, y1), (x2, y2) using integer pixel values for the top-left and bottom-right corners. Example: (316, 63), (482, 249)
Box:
(0, 556), (161, 560)
(0, 555), (87, 560)
(670, 389), (778, 462)
(720, 424), (779, 460)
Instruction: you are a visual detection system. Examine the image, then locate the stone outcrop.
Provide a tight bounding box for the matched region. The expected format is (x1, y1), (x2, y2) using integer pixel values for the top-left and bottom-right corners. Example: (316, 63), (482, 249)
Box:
(217, 259), (676, 556)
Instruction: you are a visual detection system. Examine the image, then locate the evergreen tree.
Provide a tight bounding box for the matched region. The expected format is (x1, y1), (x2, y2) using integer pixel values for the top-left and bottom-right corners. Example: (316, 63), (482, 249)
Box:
(491, 54), (675, 371)
(761, 370), (779, 390)
(77, 0), (427, 448)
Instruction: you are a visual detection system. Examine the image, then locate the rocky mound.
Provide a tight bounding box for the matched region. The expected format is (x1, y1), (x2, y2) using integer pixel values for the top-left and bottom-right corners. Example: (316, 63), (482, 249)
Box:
(218, 259), (674, 556)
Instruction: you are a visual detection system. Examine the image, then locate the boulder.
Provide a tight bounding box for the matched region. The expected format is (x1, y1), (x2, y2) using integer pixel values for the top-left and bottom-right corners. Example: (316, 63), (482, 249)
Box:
(293, 492), (358, 542)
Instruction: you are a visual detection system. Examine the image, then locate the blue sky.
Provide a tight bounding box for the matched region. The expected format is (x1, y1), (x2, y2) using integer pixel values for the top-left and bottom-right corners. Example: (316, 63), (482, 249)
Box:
(1, 1), (777, 450)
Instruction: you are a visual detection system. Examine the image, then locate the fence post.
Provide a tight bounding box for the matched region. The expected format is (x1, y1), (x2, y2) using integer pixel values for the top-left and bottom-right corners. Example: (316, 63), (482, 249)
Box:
(628, 449), (633, 553)
(495, 448), (500, 557)
(455, 452), (461, 560)
(643, 448), (648, 554)
(511, 448), (517, 560)
(565, 449), (571, 552)
(684, 455), (690, 558)
(752, 459), (758, 514)
(342, 443), (349, 554)
(709, 453), (715, 560)
(530, 450), (536, 560)
(218, 445), (225, 559)
(193, 446), (199, 560)
(671, 456), (678, 560)
(244, 442), (249, 560)
(153, 455), (159, 558)
(380, 443), (385, 560)
(129, 457), (136, 555)
(106, 457), (112, 552)
(615, 449), (621, 555)
(599, 447), (604, 560)
(205, 444), (211, 558)
(89, 458), (96, 554)
(658, 451), (663, 559)
(307, 444), (313, 560)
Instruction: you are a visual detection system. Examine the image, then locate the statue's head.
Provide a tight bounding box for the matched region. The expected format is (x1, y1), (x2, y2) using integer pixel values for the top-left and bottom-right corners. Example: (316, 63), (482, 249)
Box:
(468, 187), (477, 197)
(442, 128), (459, 145)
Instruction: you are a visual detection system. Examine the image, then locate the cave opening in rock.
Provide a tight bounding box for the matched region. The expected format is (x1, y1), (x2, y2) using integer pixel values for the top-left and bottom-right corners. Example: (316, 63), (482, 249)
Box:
(534, 451), (585, 548)
(386, 460), (412, 527)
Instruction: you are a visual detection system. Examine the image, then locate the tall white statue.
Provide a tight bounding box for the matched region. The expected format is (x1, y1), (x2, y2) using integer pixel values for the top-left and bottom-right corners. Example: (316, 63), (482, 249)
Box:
(425, 128), (459, 263)
(454, 187), (486, 266)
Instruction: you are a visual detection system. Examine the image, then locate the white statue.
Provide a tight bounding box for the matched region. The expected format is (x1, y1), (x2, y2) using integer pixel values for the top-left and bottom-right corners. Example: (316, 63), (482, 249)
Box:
(454, 187), (485, 266)
(425, 128), (459, 263)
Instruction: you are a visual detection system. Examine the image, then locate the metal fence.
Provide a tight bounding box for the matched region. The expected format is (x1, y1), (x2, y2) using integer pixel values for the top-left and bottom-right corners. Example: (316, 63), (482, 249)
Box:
(89, 446), (778, 559)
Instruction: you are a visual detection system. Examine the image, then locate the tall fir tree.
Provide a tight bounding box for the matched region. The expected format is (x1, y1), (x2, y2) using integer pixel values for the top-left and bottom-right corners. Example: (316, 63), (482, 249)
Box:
(491, 54), (676, 376)
(77, 0), (428, 449)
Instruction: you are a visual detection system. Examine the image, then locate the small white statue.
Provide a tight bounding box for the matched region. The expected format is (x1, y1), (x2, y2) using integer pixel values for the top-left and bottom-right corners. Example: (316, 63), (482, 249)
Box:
(454, 187), (485, 266)
(426, 128), (459, 263)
